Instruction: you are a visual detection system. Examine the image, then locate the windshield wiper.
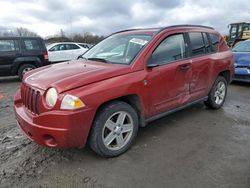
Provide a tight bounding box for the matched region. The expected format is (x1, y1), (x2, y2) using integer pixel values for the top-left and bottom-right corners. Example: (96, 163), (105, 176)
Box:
(87, 58), (111, 63)
(77, 55), (88, 60)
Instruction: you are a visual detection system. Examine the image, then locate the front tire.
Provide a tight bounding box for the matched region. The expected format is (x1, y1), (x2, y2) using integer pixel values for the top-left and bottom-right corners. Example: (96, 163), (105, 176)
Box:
(89, 101), (139, 157)
(205, 76), (228, 109)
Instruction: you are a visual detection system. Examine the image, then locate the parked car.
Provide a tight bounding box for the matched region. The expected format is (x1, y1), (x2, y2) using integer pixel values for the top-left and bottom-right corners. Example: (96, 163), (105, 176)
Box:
(46, 42), (89, 63)
(232, 39), (250, 82)
(0, 37), (49, 79)
(14, 25), (234, 157)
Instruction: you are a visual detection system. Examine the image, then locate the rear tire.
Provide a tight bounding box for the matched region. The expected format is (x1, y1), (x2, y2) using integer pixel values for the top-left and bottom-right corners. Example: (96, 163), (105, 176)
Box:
(18, 64), (36, 80)
(205, 76), (228, 109)
(89, 101), (139, 157)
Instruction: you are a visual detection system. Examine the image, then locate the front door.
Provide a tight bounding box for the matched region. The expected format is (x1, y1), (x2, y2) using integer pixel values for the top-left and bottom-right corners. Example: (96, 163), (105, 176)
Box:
(146, 33), (192, 116)
(48, 44), (67, 62)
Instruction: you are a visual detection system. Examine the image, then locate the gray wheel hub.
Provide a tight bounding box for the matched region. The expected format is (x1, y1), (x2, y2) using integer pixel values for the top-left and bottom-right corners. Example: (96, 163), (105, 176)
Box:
(102, 111), (134, 151)
(214, 81), (226, 105)
(22, 67), (33, 75)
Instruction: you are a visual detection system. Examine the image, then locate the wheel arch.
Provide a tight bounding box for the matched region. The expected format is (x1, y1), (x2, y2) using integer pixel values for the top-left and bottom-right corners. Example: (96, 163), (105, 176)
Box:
(218, 70), (231, 84)
(94, 94), (146, 128)
(12, 57), (41, 75)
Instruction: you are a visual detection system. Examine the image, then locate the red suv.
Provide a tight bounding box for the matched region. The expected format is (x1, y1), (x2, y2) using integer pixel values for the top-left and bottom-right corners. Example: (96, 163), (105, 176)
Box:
(14, 25), (234, 157)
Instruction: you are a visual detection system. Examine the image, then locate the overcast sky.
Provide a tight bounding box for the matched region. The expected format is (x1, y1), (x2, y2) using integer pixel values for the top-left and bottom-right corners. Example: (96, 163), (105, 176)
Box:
(0, 0), (250, 37)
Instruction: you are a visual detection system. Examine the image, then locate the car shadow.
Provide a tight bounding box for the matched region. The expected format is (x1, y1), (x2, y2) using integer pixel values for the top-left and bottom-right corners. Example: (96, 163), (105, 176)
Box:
(23, 102), (206, 163)
(231, 81), (250, 87)
(0, 76), (20, 83)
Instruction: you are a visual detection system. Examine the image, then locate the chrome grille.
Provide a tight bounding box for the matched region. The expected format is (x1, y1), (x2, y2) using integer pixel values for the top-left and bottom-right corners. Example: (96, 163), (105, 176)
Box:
(21, 84), (40, 115)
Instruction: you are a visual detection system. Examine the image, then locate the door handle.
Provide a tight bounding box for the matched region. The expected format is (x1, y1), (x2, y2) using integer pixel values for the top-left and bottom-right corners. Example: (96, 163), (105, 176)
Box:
(180, 64), (191, 70)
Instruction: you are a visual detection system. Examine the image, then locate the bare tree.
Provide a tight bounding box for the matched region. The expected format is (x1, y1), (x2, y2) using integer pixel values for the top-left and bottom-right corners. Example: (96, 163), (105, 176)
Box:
(82, 32), (104, 44)
(46, 32), (104, 45)
(0, 27), (39, 37)
(0, 27), (15, 37)
(60, 29), (66, 38)
(16, 27), (39, 37)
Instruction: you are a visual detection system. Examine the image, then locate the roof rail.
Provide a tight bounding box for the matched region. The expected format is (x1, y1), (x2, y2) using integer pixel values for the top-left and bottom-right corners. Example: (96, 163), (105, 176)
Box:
(112, 28), (144, 35)
(111, 25), (214, 35)
(229, 22), (250, 25)
(112, 27), (160, 35)
(158, 24), (214, 33)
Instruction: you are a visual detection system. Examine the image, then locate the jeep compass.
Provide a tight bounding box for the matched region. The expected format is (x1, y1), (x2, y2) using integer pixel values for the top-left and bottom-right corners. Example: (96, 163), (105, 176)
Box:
(14, 25), (234, 157)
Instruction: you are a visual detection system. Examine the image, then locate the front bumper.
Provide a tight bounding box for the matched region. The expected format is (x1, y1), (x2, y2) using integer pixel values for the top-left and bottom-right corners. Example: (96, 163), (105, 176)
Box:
(234, 67), (250, 83)
(14, 89), (95, 148)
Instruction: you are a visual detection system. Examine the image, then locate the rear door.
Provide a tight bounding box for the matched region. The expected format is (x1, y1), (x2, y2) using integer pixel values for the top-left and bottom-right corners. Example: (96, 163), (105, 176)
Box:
(0, 38), (20, 76)
(21, 38), (42, 55)
(187, 32), (212, 100)
(65, 44), (83, 60)
(146, 33), (192, 116)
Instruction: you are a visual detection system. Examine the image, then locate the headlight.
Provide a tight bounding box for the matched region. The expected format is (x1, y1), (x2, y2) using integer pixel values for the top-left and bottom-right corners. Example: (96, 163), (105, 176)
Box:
(61, 94), (85, 110)
(45, 88), (58, 107)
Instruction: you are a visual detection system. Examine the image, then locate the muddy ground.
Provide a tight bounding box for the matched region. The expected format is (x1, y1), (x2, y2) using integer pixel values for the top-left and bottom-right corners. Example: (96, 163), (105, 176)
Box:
(0, 76), (250, 188)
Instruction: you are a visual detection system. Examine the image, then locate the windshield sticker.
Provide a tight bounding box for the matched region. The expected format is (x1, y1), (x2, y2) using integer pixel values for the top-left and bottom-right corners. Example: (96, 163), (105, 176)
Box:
(129, 38), (148, 45)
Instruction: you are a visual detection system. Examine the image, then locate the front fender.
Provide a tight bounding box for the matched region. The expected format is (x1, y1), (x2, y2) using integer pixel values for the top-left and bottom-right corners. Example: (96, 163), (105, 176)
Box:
(61, 70), (150, 119)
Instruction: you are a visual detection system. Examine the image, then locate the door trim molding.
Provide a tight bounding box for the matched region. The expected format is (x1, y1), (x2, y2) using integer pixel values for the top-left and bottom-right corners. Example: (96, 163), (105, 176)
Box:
(146, 96), (208, 123)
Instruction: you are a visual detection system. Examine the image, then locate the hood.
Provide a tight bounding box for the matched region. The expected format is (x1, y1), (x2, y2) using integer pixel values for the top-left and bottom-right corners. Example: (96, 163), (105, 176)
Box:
(24, 60), (132, 93)
(233, 52), (250, 67)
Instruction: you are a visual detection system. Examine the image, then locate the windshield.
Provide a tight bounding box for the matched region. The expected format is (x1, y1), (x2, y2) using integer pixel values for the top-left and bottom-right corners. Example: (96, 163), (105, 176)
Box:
(232, 41), (250, 52)
(81, 34), (152, 64)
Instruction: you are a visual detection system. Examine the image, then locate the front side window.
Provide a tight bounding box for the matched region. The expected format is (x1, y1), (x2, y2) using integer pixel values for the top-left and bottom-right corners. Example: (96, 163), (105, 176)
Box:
(0, 40), (18, 52)
(50, 44), (66, 51)
(24, 39), (40, 50)
(82, 34), (152, 64)
(150, 34), (186, 65)
(189, 32), (206, 56)
(232, 41), (250, 52)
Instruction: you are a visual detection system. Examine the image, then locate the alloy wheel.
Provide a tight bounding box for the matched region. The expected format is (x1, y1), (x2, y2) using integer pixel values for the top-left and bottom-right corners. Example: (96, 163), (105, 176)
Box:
(214, 81), (226, 105)
(102, 111), (134, 151)
(22, 67), (33, 75)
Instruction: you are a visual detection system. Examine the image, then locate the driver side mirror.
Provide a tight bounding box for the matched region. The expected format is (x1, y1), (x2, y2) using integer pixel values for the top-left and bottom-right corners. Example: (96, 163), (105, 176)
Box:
(147, 55), (159, 68)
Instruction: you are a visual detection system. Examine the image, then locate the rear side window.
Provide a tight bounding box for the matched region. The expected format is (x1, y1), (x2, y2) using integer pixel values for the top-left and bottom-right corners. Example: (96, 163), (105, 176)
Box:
(202, 33), (211, 53)
(189, 32), (206, 56)
(65, 44), (80, 50)
(0, 40), (19, 52)
(151, 34), (187, 65)
(24, 39), (40, 50)
(78, 44), (89, 49)
(209, 34), (219, 52)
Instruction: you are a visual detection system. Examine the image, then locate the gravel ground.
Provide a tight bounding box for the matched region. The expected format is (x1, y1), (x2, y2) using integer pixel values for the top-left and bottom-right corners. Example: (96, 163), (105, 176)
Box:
(0, 76), (250, 188)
